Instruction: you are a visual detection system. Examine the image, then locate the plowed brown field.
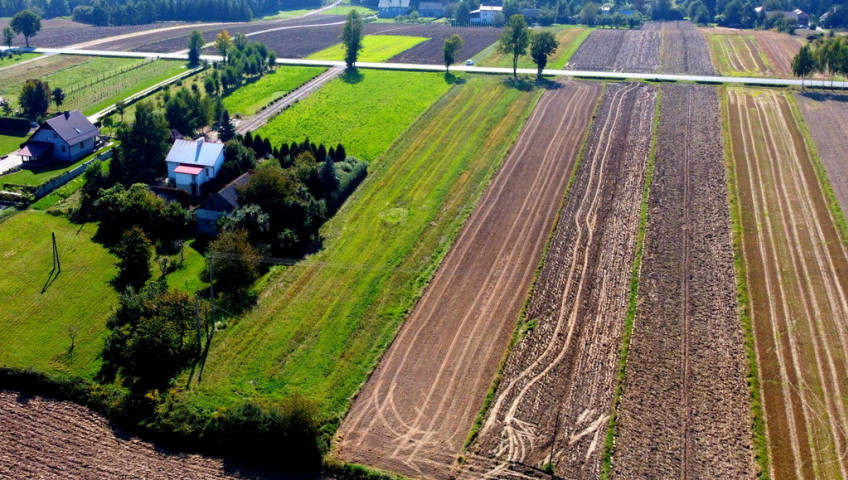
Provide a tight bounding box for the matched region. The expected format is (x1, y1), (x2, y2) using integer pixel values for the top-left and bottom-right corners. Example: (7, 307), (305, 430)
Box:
(612, 84), (752, 478)
(466, 83), (656, 480)
(796, 92), (848, 218)
(335, 80), (602, 480)
(567, 28), (661, 73)
(0, 390), (272, 479)
(704, 28), (802, 77)
(728, 88), (848, 480)
(659, 22), (715, 75)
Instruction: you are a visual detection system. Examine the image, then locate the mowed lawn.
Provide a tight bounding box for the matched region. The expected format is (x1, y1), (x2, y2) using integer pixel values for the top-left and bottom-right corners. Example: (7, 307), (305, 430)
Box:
(478, 27), (593, 69)
(222, 66), (326, 116)
(0, 211), (116, 379)
(307, 35), (429, 63)
(0, 128), (29, 156)
(186, 76), (542, 420)
(257, 69), (451, 161)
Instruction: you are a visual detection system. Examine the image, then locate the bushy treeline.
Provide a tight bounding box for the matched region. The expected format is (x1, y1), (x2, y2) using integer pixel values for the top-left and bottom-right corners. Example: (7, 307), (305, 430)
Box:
(792, 33), (848, 82)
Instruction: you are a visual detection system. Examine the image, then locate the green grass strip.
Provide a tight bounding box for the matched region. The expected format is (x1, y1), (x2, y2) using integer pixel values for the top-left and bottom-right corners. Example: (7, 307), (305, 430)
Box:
(463, 82), (605, 451)
(550, 28), (594, 70)
(600, 86), (661, 479)
(720, 86), (770, 480)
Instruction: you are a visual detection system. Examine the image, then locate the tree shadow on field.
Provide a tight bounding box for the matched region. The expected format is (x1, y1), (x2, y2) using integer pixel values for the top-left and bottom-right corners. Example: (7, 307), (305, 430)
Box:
(444, 72), (467, 85)
(341, 68), (364, 84)
(503, 77), (535, 91)
(535, 77), (564, 90)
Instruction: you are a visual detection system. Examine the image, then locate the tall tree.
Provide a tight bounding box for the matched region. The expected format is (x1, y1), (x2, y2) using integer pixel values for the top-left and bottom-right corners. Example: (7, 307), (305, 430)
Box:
(10, 10), (41, 47)
(215, 29), (232, 61)
(454, 1), (471, 25)
(188, 29), (204, 65)
(340, 10), (364, 69)
(443, 34), (464, 72)
(498, 14), (531, 79)
(530, 30), (558, 79)
(114, 102), (170, 184)
(113, 226), (154, 291)
(218, 109), (236, 142)
(19, 78), (50, 117)
(792, 44), (816, 88)
(51, 87), (65, 110)
(2, 26), (13, 49)
(208, 229), (262, 297)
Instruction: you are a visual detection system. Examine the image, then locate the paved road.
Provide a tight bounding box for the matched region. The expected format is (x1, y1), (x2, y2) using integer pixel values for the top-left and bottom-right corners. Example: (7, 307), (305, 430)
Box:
(14, 46), (848, 88)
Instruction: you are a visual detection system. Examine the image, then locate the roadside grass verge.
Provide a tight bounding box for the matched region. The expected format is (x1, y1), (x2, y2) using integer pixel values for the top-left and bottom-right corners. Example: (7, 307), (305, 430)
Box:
(0, 210), (116, 379)
(222, 66), (326, 117)
(183, 75), (540, 429)
(256, 69), (452, 161)
(478, 27), (593, 70)
(307, 35), (429, 63)
(600, 86), (661, 479)
(720, 86), (770, 479)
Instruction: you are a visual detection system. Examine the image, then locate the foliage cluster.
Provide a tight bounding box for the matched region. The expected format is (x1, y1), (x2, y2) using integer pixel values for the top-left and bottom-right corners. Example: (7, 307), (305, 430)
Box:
(792, 34), (848, 85)
(213, 33), (278, 94)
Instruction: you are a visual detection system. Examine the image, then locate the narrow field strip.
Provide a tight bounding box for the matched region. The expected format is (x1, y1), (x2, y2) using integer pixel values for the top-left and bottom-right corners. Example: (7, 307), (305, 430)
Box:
(222, 65), (327, 116)
(707, 34), (774, 77)
(307, 35), (429, 63)
(336, 80), (600, 480)
(478, 27), (592, 70)
(464, 83), (656, 480)
(612, 84), (753, 478)
(727, 88), (848, 480)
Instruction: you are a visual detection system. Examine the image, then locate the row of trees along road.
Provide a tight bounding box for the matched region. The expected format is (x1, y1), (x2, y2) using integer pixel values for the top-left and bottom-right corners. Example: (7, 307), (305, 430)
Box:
(498, 14), (559, 79)
(792, 34), (848, 87)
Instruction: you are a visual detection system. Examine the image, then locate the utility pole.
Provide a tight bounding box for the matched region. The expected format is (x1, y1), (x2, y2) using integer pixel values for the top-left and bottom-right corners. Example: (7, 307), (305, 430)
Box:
(52, 232), (61, 272)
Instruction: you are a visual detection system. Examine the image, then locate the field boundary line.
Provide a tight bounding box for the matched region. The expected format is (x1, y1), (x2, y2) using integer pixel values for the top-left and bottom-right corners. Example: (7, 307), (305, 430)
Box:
(600, 84), (660, 480)
(720, 86), (771, 480)
(461, 81), (606, 453)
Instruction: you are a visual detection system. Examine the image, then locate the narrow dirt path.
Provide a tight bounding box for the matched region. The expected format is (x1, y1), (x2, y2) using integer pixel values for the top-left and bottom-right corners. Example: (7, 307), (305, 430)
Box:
(335, 80), (601, 480)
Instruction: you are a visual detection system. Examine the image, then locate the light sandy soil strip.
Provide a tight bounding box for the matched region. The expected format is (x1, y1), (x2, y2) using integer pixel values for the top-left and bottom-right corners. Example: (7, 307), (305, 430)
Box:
(612, 84), (753, 479)
(0, 390), (271, 479)
(335, 80), (602, 480)
(466, 82), (656, 480)
(728, 88), (848, 480)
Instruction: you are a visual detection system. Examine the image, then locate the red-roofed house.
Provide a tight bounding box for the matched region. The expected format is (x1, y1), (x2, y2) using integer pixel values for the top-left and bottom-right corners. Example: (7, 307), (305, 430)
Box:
(165, 139), (226, 196)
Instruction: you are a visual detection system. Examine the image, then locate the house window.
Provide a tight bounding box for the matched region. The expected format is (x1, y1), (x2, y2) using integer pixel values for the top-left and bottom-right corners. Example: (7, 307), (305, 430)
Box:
(61, 145), (66, 153)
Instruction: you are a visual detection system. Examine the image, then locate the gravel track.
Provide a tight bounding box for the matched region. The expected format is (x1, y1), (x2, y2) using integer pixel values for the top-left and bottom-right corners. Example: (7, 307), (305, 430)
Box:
(466, 83), (656, 480)
(796, 91), (848, 218)
(729, 89), (848, 480)
(336, 80), (601, 480)
(611, 84), (752, 479)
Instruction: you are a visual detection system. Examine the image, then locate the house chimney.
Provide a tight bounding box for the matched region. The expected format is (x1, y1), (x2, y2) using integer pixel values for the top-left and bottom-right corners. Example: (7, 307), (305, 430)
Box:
(64, 111), (69, 119)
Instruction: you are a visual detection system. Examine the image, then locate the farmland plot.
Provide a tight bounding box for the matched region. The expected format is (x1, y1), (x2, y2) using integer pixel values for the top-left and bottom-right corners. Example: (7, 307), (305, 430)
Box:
(795, 92), (848, 218)
(727, 88), (848, 480)
(467, 83), (656, 480)
(612, 84), (752, 478)
(567, 29), (661, 73)
(705, 28), (801, 77)
(0, 390), (255, 479)
(337, 80), (601, 479)
(659, 22), (715, 75)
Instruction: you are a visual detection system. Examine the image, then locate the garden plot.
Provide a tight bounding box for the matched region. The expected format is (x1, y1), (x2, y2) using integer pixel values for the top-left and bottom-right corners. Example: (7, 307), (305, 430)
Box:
(567, 29), (661, 73)
(612, 84), (752, 478)
(659, 22), (715, 75)
(796, 92), (848, 218)
(727, 88), (848, 480)
(337, 80), (600, 480)
(466, 83), (656, 480)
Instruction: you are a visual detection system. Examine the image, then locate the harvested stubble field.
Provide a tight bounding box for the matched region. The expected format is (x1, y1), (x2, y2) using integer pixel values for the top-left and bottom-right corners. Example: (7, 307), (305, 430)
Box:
(567, 27), (661, 73)
(705, 28), (802, 77)
(795, 92), (848, 218)
(659, 21), (715, 75)
(337, 80), (601, 480)
(612, 84), (752, 478)
(0, 390), (265, 479)
(466, 82), (656, 480)
(727, 88), (848, 480)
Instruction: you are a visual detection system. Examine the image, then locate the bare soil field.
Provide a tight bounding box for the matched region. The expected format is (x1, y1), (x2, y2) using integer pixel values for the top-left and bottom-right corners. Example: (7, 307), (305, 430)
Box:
(728, 88), (848, 480)
(466, 82), (656, 480)
(384, 25), (502, 64)
(568, 29), (660, 73)
(336, 80), (602, 480)
(0, 18), (179, 48)
(703, 28), (802, 77)
(611, 84), (752, 478)
(0, 390), (280, 479)
(795, 91), (848, 217)
(660, 22), (715, 75)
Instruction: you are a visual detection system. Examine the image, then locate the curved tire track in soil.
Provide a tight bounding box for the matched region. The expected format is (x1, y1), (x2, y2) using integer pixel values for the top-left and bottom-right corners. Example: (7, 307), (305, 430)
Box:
(729, 88), (848, 480)
(335, 80), (601, 480)
(612, 84), (753, 479)
(466, 83), (656, 480)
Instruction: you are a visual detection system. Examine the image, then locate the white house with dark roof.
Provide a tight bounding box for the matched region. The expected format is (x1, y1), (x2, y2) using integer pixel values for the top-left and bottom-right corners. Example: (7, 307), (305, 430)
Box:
(379, 0), (410, 17)
(470, 5), (502, 24)
(165, 139), (226, 196)
(20, 110), (100, 163)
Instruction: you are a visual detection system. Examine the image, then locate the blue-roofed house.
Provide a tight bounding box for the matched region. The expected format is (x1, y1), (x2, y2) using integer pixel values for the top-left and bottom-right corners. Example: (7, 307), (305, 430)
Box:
(165, 139), (226, 196)
(195, 171), (252, 235)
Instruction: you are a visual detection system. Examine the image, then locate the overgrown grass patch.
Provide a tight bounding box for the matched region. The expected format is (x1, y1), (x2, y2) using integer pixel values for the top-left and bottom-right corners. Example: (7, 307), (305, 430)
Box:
(307, 35), (428, 63)
(257, 69), (452, 162)
(223, 66), (326, 116)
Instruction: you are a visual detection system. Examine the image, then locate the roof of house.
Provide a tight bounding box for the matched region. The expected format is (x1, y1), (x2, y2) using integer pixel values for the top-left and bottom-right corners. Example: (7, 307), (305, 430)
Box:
(479, 5), (502, 11)
(418, 2), (444, 10)
(19, 141), (51, 159)
(378, 0), (410, 9)
(199, 171), (253, 213)
(174, 164), (204, 175)
(41, 110), (98, 145)
(165, 139), (225, 167)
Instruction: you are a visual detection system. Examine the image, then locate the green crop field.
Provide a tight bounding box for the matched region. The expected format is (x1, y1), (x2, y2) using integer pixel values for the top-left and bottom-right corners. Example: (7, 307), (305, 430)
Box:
(478, 27), (593, 69)
(307, 35), (428, 63)
(182, 75), (542, 423)
(257, 69), (451, 161)
(0, 211), (117, 379)
(223, 66), (326, 116)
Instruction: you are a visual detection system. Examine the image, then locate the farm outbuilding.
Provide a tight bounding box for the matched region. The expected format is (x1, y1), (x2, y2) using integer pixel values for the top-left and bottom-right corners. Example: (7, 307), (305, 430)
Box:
(195, 171), (252, 235)
(418, 1), (444, 17)
(20, 110), (100, 163)
(165, 139), (226, 196)
(378, 0), (410, 18)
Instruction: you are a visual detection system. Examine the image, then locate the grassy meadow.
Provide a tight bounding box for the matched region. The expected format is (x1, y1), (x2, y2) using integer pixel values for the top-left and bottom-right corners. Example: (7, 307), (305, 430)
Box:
(307, 35), (429, 63)
(0, 129), (28, 156)
(257, 69), (452, 161)
(0, 211), (116, 379)
(183, 75), (542, 423)
(478, 27), (593, 70)
(222, 66), (326, 116)
(0, 52), (40, 68)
